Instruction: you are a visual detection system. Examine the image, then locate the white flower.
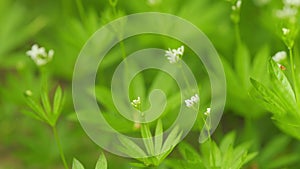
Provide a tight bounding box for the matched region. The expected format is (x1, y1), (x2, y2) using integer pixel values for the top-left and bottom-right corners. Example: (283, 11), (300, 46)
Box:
(204, 108), (211, 116)
(26, 44), (54, 66)
(282, 28), (290, 35)
(284, 0), (300, 6)
(185, 94), (199, 107)
(232, 0), (242, 11)
(165, 46), (185, 64)
(131, 97), (141, 108)
(276, 6), (298, 18)
(272, 51), (287, 62)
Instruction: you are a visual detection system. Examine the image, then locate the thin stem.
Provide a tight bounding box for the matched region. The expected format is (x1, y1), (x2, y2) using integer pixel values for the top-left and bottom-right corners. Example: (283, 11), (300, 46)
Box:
(289, 48), (299, 102)
(234, 23), (242, 46)
(179, 62), (194, 94)
(52, 127), (69, 169)
(75, 0), (85, 22)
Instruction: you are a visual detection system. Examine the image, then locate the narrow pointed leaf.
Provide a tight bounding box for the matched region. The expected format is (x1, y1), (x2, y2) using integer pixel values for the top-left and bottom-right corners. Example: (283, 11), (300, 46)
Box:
(118, 135), (147, 157)
(141, 123), (154, 156)
(72, 158), (85, 169)
(53, 85), (64, 116)
(154, 119), (163, 155)
(95, 152), (107, 169)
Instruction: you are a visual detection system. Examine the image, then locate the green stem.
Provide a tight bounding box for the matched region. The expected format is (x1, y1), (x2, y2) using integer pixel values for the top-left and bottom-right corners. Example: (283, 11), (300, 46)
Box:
(52, 127), (69, 169)
(234, 23), (242, 46)
(75, 0), (85, 22)
(179, 62), (194, 94)
(289, 48), (299, 103)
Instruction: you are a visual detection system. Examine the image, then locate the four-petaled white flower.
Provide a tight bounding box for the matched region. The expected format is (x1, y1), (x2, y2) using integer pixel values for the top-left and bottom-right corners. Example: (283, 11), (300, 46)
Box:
(272, 51), (287, 63)
(204, 108), (211, 116)
(131, 97), (141, 108)
(185, 94), (199, 107)
(165, 46), (184, 64)
(26, 44), (54, 66)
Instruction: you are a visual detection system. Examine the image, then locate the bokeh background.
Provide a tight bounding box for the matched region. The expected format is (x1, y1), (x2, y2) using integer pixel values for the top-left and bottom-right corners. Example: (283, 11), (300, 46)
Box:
(1, 0), (300, 168)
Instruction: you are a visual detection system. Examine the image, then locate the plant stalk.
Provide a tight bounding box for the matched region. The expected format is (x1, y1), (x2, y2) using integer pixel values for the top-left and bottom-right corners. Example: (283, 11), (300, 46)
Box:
(52, 126), (69, 169)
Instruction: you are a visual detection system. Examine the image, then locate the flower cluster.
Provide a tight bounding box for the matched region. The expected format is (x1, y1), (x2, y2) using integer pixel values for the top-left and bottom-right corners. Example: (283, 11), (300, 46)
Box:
(26, 44), (54, 66)
(185, 94), (199, 107)
(131, 97), (141, 109)
(276, 0), (300, 19)
(165, 46), (184, 64)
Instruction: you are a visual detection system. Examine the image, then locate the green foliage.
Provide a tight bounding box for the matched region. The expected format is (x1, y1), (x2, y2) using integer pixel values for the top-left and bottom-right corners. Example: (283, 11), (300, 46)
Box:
(250, 59), (300, 140)
(118, 120), (182, 167)
(72, 152), (108, 169)
(165, 132), (257, 169)
(1, 0), (300, 168)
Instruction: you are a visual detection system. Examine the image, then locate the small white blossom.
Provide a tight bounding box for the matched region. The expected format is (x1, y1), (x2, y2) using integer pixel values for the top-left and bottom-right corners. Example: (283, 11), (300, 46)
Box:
(131, 97), (141, 108)
(232, 0), (242, 11)
(204, 108), (211, 116)
(272, 51), (287, 62)
(26, 44), (54, 66)
(165, 46), (184, 64)
(282, 28), (290, 35)
(276, 6), (298, 18)
(185, 94), (199, 107)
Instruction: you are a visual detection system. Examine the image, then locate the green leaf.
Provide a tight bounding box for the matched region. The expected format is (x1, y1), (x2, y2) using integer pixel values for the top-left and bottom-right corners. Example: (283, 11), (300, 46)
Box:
(250, 78), (286, 115)
(41, 89), (51, 115)
(95, 152), (107, 169)
(235, 43), (251, 89)
(178, 142), (201, 163)
(251, 45), (270, 80)
(72, 158), (85, 169)
(161, 126), (180, 153)
(154, 119), (163, 155)
(95, 85), (117, 112)
(22, 110), (44, 122)
(53, 85), (64, 116)
(219, 132), (236, 153)
(269, 60), (297, 113)
(25, 96), (49, 122)
(118, 135), (147, 157)
(141, 123), (154, 156)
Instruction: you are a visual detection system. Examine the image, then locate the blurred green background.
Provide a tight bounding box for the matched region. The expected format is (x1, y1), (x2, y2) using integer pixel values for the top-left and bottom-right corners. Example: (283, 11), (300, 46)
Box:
(1, 0), (300, 168)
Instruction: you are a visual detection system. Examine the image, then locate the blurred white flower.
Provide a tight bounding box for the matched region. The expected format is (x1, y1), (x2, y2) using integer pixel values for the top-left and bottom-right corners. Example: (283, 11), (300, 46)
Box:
(185, 94), (199, 107)
(282, 28), (290, 35)
(131, 96), (141, 108)
(276, 5), (298, 18)
(165, 46), (184, 64)
(26, 44), (54, 66)
(232, 0), (242, 11)
(284, 0), (300, 6)
(204, 107), (211, 116)
(272, 51), (287, 62)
